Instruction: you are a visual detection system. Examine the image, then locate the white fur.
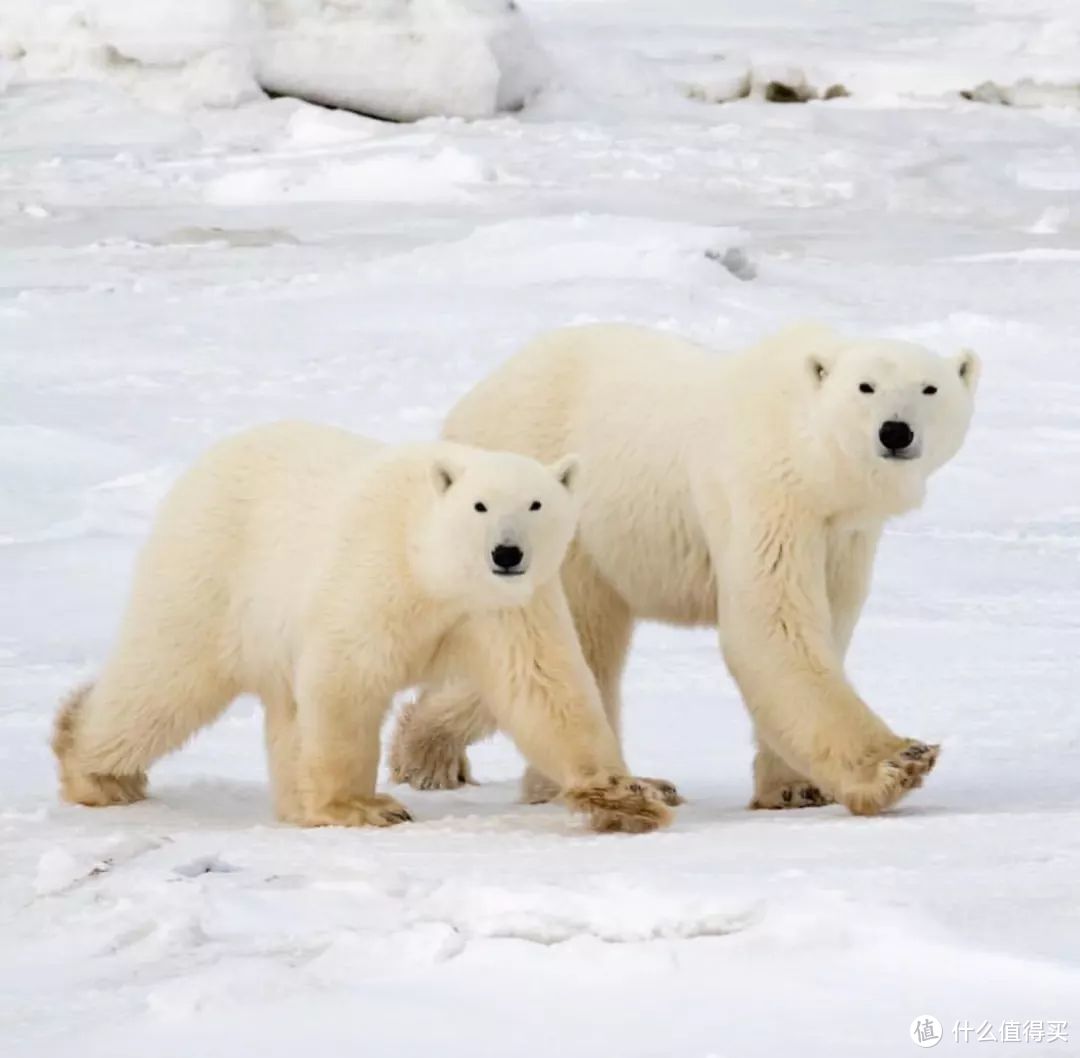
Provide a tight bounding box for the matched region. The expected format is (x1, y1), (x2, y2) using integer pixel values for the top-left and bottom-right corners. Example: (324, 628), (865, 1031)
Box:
(391, 322), (979, 814)
(53, 421), (673, 832)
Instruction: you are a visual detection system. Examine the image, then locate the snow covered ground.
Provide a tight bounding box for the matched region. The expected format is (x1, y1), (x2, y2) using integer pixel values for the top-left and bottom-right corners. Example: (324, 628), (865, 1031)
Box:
(2, 1), (1079, 1055)
(1, 0), (549, 119)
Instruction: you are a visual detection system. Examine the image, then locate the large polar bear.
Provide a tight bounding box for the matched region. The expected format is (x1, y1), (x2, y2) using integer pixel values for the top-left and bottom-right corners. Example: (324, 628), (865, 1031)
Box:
(53, 422), (673, 833)
(390, 323), (979, 815)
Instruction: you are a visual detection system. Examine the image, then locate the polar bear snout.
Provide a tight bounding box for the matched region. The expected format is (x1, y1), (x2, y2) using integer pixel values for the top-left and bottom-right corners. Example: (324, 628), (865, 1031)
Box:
(491, 542), (526, 575)
(878, 419), (919, 459)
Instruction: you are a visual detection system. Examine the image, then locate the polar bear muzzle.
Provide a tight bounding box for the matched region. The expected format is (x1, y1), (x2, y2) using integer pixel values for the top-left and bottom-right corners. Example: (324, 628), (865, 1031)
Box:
(491, 542), (526, 575)
(878, 419), (919, 460)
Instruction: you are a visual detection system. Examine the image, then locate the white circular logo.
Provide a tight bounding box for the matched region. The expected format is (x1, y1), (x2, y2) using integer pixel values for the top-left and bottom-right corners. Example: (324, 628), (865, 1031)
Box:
(910, 1016), (942, 1048)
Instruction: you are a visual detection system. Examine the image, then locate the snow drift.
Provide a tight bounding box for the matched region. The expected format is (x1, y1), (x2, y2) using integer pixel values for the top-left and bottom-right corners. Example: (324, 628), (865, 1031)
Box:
(0, 0), (550, 119)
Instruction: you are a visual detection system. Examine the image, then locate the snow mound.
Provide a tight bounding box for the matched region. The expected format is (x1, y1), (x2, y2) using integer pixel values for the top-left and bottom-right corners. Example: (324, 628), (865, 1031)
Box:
(0, 0), (550, 118)
(257, 0), (550, 121)
(0, 0), (261, 110)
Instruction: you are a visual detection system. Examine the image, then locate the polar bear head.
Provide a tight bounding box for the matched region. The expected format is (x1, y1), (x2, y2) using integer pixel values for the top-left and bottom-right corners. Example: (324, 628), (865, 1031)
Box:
(413, 445), (580, 608)
(797, 330), (980, 516)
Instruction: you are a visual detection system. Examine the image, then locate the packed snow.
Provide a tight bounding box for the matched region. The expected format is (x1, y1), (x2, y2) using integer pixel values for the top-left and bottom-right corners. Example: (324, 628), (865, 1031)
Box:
(0, 0), (548, 117)
(2, 1), (1079, 1055)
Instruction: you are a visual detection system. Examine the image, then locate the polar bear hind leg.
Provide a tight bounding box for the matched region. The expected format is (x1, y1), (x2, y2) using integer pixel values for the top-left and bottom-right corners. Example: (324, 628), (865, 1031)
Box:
(53, 633), (237, 807)
(749, 737), (834, 809)
(389, 682), (494, 790)
(53, 684), (147, 806)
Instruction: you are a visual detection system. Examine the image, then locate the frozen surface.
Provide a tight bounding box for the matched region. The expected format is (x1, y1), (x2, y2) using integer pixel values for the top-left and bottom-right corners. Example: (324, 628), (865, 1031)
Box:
(2, 1), (1079, 1055)
(0, 0), (548, 118)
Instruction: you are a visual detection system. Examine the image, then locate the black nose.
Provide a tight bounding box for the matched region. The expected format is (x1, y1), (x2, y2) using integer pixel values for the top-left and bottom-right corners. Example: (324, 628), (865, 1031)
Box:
(879, 420), (914, 452)
(492, 544), (524, 570)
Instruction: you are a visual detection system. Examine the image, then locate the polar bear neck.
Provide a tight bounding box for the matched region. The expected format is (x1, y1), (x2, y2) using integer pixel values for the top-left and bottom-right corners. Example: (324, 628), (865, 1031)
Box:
(792, 433), (929, 524)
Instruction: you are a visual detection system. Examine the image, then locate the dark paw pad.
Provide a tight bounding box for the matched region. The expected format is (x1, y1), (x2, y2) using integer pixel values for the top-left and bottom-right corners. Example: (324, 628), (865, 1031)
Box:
(639, 778), (684, 806)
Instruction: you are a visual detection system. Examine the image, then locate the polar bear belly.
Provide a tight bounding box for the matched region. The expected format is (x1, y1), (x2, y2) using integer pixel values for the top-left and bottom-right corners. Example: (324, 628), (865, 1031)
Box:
(577, 491), (717, 626)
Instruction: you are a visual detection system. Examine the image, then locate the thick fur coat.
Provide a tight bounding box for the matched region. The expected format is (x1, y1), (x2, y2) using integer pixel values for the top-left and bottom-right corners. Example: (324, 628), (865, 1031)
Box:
(54, 422), (673, 832)
(391, 323), (979, 814)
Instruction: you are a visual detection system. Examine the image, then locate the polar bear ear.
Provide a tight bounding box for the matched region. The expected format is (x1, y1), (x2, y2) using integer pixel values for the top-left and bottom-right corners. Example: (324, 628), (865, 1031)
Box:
(549, 454), (580, 493)
(955, 349), (980, 393)
(807, 355), (831, 386)
(431, 460), (460, 495)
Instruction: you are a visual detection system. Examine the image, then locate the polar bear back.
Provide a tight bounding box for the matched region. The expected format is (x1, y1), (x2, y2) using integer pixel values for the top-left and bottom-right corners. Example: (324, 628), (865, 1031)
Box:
(144, 421), (387, 593)
(449, 324), (723, 462)
(118, 422), (392, 687)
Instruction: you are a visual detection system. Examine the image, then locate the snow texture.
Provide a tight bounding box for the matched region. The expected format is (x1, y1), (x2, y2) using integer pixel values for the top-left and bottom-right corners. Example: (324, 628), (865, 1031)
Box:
(0, 0), (548, 118)
(1, 1), (1079, 1056)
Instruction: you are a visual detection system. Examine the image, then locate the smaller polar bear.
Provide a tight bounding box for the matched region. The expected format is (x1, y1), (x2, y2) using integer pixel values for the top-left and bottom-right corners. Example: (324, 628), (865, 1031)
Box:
(53, 422), (672, 833)
(391, 323), (979, 815)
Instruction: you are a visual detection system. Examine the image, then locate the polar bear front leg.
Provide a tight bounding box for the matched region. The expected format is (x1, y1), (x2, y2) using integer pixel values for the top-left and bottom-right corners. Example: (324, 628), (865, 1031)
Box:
(826, 526), (881, 657)
(264, 693), (304, 823)
(721, 514), (939, 816)
(543, 543), (683, 809)
(741, 527), (876, 810)
(457, 583), (674, 834)
(293, 647), (412, 828)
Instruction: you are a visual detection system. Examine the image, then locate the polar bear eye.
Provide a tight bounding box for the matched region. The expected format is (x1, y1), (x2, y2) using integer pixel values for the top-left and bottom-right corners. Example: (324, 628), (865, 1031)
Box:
(474, 502), (487, 513)
(922, 385), (938, 395)
(529, 501), (542, 511)
(859, 382), (875, 394)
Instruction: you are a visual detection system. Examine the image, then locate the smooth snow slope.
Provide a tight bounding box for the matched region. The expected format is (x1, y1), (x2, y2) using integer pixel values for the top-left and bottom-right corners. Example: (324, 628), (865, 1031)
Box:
(1, 2), (1079, 1056)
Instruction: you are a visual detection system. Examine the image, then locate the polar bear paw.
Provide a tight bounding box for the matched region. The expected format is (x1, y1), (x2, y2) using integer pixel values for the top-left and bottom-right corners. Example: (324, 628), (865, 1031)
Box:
(640, 777), (685, 806)
(53, 683), (149, 807)
(840, 740), (940, 816)
(299, 794), (413, 828)
(563, 776), (674, 834)
(388, 704), (473, 791)
(520, 767), (561, 804)
(750, 782), (833, 810)
(523, 769), (683, 807)
(390, 739), (472, 791)
(62, 769), (148, 807)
